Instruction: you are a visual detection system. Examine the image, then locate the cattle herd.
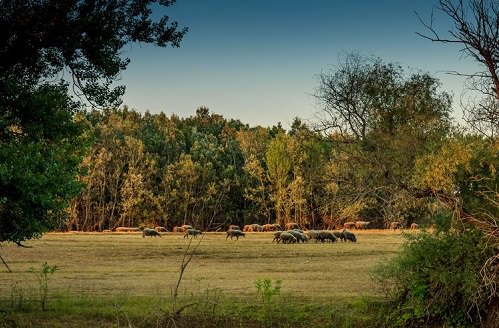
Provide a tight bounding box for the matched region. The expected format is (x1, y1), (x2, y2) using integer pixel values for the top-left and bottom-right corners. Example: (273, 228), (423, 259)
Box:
(130, 219), (419, 243)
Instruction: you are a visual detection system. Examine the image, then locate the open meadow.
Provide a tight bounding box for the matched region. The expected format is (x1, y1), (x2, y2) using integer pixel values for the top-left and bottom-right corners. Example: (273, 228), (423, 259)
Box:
(0, 230), (407, 327)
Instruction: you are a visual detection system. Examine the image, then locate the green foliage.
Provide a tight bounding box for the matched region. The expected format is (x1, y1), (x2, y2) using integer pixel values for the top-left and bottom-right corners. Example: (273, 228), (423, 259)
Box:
(0, 0), (186, 243)
(29, 262), (59, 311)
(431, 210), (453, 232)
(314, 53), (453, 227)
(1, 0), (187, 107)
(254, 277), (282, 305)
(0, 83), (88, 243)
(373, 228), (495, 327)
(9, 282), (26, 311)
(254, 277), (283, 325)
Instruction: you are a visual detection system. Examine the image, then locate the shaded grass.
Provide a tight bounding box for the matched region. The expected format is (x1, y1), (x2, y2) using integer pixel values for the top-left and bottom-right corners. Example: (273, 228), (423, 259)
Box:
(0, 230), (405, 326)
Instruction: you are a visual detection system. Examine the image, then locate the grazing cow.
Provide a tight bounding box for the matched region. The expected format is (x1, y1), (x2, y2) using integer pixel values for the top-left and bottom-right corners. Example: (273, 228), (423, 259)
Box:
(249, 224), (263, 232)
(181, 224), (193, 232)
(155, 226), (168, 233)
(262, 223), (278, 232)
(343, 222), (356, 230)
(172, 226), (183, 233)
(390, 222), (401, 230)
(243, 225), (251, 232)
(355, 221), (370, 230)
(228, 225), (240, 231)
(226, 229), (245, 240)
(284, 222), (300, 230)
(115, 227), (141, 232)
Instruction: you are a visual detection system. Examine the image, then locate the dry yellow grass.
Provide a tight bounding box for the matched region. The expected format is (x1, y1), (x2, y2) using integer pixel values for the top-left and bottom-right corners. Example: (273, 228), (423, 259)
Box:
(0, 230), (405, 304)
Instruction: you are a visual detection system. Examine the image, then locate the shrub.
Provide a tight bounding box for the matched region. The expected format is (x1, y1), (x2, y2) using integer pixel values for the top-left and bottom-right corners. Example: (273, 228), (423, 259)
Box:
(373, 226), (496, 327)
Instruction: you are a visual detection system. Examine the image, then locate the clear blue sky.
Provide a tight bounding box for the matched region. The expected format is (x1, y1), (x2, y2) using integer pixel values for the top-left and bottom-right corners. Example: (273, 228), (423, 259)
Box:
(119, 0), (480, 128)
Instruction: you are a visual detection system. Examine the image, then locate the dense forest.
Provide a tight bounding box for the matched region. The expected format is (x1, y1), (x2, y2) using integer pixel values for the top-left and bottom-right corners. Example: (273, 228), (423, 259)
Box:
(65, 57), (496, 234)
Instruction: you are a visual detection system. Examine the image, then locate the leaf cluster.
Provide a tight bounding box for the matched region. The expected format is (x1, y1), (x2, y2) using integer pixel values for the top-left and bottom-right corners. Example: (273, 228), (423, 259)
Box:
(373, 225), (496, 326)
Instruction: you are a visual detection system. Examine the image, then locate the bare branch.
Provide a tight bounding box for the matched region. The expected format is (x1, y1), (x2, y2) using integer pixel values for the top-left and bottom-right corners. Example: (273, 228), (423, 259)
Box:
(0, 254), (12, 273)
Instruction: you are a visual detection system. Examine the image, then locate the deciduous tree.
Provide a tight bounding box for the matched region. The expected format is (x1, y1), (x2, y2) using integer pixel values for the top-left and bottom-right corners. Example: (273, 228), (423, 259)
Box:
(0, 0), (186, 246)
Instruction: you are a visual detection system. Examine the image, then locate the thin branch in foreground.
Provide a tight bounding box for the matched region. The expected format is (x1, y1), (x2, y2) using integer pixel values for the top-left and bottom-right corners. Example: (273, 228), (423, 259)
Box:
(1, 254), (12, 272)
(163, 233), (205, 326)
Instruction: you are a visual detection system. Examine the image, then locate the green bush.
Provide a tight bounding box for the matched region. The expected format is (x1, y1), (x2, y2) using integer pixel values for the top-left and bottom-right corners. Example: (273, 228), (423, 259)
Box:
(373, 226), (495, 327)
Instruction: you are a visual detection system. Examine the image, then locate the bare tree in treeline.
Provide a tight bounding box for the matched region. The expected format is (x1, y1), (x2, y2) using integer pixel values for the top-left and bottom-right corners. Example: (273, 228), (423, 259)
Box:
(417, 0), (499, 139)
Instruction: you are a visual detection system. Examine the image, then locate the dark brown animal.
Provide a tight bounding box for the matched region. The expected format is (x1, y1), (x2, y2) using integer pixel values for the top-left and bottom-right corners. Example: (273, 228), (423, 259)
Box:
(342, 229), (357, 242)
(332, 231), (346, 242)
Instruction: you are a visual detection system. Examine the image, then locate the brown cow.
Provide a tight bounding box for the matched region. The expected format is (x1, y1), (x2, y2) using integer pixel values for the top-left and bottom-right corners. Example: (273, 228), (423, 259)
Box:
(228, 224), (240, 231)
(262, 224), (278, 232)
(115, 227), (141, 232)
(155, 226), (168, 233)
(181, 224), (193, 232)
(390, 222), (401, 230)
(410, 223), (419, 230)
(249, 224), (263, 232)
(343, 222), (356, 230)
(354, 221), (370, 230)
(284, 222), (300, 230)
(172, 226), (183, 233)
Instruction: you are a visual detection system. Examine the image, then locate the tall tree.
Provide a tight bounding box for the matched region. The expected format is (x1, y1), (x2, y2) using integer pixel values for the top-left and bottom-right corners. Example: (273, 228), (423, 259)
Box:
(314, 53), (452, 227)
(265, 132), (296, 225)
(0, 0), (186, 245)
(237, 127), (273, 223)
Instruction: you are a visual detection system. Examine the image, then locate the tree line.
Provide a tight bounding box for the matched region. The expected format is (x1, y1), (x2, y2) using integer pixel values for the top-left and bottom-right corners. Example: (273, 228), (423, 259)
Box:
(66, 54), (496, 233)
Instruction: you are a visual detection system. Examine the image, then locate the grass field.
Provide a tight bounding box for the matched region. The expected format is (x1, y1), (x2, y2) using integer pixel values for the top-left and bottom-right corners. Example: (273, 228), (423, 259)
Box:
(0, 230), (406, 327)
